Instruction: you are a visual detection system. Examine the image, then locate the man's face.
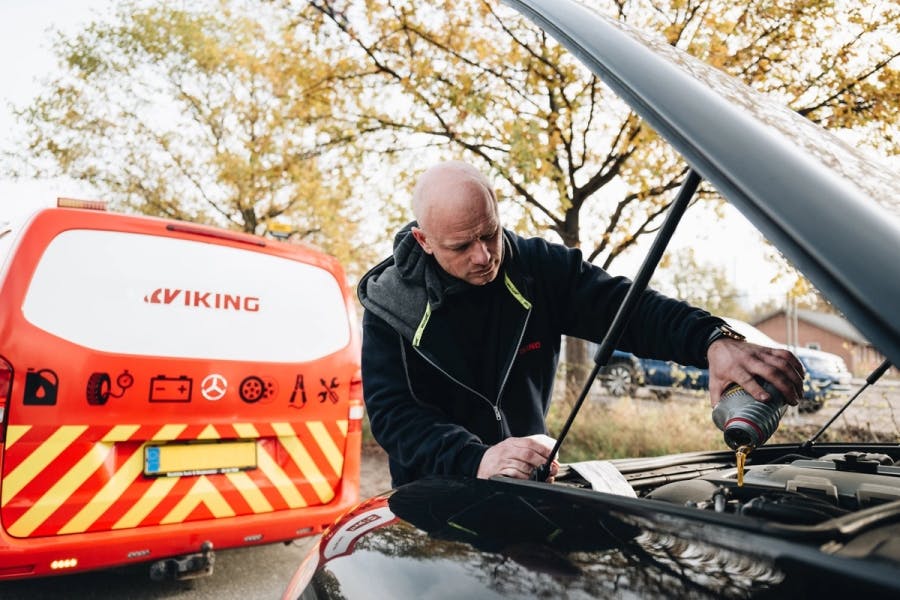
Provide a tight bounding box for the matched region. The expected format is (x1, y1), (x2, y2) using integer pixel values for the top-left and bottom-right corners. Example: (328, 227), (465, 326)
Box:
(413, 184), (503, 286)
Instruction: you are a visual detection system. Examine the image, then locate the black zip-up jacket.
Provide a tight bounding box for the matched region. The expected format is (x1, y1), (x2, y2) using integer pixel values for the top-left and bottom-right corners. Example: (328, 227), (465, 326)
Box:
(358, 224), (724, 487)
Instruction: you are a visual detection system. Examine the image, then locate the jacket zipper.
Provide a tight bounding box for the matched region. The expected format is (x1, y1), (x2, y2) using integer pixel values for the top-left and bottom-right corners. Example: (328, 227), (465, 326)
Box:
(412, 347), (499, 424)
(413, 307), (532, 439)
(494, 309), (531, 431)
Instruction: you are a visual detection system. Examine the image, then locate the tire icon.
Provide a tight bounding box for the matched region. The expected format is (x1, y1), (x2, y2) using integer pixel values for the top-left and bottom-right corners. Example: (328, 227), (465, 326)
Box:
(87, 372), (111, 405)
(239, 376), (266, 403)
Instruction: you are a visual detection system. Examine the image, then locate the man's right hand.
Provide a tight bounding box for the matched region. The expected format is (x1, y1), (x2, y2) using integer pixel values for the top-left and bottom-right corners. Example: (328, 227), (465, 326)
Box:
(707, 338), (804, 408)
(477, 437), (559, 480)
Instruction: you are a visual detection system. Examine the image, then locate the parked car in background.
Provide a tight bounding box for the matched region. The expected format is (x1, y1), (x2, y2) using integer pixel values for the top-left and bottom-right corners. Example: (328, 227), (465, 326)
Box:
(725, 318), (853, 411)
(600, 349), (705, 399)
(284, 0), (900, 598)
(600, 318), (853, 412)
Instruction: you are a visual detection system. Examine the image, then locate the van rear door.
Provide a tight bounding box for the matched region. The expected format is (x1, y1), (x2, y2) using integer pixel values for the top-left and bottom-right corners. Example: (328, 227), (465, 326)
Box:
(0, 208), (359, 539)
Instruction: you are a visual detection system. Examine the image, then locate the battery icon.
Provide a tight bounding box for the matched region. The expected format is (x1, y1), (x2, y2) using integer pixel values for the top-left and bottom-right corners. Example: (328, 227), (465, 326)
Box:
(149, 375), (193, 402)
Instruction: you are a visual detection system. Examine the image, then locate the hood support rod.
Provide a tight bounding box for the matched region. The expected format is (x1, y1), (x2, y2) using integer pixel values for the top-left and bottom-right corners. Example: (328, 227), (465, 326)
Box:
(533, 169), (702, 481)
(800, 358), (892, 450)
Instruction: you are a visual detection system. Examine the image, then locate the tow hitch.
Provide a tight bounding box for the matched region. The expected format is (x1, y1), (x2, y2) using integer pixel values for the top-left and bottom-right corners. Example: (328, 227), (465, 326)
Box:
(149, 541), (215, 581)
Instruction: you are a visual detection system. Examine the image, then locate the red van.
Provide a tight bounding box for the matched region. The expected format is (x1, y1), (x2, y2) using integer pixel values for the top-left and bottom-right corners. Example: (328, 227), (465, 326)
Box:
(0, 200), (362, 580)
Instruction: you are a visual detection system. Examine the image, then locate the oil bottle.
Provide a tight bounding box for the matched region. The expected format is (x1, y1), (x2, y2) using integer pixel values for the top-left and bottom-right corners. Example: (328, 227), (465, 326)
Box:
(712, 379), (789, 487)
(712, 378), (789, 450)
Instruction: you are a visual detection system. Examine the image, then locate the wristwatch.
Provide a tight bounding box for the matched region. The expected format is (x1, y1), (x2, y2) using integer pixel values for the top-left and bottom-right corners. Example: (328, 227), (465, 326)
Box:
(705, 323), (746, 353)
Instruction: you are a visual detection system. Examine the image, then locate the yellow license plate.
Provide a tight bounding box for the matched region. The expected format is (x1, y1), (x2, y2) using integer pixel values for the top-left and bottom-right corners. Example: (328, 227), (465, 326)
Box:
(144, 441), (257, 477)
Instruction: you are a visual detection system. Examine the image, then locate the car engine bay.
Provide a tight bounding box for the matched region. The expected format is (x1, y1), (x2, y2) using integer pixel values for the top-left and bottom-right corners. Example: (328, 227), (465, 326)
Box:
(639, 451), (900, 525)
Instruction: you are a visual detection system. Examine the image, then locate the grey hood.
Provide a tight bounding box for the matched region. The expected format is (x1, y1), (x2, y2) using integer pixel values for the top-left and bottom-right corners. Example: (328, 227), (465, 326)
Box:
(357, 222), (470, 342)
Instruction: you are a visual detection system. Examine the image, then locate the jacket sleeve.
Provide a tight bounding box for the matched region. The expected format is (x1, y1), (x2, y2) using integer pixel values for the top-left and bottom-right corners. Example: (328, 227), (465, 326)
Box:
(527, 238), (722, 367)
(361, 310), (488, 482)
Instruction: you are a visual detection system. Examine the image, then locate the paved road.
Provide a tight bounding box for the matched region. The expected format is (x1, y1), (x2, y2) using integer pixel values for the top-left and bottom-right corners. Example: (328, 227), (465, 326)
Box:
(618, 377), (900, 439)
(0, 541), (313, 600)
(782, 378), (900, 438)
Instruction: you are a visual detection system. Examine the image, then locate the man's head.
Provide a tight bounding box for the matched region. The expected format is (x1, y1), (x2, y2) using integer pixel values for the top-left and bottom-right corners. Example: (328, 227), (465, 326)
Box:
(411, 161), (503, 286)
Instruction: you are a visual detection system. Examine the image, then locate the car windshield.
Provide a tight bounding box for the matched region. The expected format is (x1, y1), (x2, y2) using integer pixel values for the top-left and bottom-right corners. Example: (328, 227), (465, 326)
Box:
(803, 354), (841, 372)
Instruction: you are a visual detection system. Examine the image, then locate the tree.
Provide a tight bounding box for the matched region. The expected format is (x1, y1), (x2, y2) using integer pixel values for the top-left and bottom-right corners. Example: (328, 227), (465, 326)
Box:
(303, 0), (899, 396)
(652, 247), (747, 319)
(9, 0), (370, 271)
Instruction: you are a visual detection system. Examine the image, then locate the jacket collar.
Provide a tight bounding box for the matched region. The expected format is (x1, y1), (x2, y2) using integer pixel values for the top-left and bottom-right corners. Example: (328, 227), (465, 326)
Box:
(358, 223), (523, 342)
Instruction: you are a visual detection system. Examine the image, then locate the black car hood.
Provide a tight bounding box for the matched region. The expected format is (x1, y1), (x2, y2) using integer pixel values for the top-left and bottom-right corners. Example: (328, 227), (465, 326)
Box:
(301, 473), (900, 598)
(505, 0), (900, 369)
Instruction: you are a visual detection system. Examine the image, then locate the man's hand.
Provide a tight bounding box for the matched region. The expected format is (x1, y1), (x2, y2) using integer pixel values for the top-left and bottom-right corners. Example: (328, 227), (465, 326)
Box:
(477, 437), (559, 480)
(707, 338), (805, 408)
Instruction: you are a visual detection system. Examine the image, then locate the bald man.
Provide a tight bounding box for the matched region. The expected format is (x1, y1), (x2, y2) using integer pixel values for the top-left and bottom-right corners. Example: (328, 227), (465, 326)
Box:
(358, 160), (803, 487)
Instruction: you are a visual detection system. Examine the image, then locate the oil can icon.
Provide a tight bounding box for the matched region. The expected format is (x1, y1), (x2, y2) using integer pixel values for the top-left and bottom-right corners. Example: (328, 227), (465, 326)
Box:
(24, 369), (59, 406)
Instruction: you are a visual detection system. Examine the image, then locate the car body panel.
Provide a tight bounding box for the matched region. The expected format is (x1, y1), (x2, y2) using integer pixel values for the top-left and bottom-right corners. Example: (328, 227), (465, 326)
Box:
(286, 467), (900, 599)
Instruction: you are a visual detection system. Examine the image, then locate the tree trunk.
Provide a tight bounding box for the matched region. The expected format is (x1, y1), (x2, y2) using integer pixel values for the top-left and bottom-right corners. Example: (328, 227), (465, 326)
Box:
(561, 336), (592, 408)
(558, 207), (592, 405)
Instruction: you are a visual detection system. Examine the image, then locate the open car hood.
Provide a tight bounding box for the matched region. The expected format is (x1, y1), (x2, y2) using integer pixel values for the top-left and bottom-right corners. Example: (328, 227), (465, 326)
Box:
(505, 0), (900, 368)
(284, 4), (900, 599)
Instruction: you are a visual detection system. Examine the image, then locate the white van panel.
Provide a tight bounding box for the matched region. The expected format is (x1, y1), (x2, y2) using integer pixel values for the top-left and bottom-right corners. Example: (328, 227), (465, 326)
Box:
(22, 230), (350, 362)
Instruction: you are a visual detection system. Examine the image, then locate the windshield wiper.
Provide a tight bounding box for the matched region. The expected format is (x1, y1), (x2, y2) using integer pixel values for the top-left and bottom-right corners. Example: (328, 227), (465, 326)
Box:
(799, 358), (892, 451)
(531, 169), (703, 481)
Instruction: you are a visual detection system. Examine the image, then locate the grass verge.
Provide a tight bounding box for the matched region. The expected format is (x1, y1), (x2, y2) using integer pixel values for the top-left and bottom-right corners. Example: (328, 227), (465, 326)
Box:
(361, 393), (887, 464)
(547, 395), (724, 462)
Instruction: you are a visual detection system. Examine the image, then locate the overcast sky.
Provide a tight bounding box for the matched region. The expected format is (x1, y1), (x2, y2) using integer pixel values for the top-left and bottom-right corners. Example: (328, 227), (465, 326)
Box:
(0, 1), (109, 213)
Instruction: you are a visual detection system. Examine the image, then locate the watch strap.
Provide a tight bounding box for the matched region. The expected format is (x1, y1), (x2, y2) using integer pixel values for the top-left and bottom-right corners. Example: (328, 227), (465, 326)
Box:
(705, 323), (746, 354)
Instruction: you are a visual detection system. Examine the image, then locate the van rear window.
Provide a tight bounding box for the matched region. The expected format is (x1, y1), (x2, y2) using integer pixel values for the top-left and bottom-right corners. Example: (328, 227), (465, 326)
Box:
(22, 230), (351, 362)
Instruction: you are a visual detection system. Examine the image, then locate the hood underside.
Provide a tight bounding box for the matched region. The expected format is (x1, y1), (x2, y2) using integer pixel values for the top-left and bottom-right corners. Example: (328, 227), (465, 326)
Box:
(504, 0), (900, 369)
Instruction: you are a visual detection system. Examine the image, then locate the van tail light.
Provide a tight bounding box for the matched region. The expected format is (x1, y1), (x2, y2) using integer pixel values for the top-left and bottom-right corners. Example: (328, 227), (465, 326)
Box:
(348, 370), (364, 432)
(0, 356), (11, 440)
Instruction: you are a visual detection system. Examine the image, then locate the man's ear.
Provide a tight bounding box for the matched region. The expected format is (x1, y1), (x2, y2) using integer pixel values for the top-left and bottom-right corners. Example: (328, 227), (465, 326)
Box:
(411, 227), (433, 254)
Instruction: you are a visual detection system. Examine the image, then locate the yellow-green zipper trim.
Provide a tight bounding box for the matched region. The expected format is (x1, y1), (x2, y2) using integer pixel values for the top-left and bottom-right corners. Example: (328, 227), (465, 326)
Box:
(504, 273), (532, 310)
(412, 302), (432, 347)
